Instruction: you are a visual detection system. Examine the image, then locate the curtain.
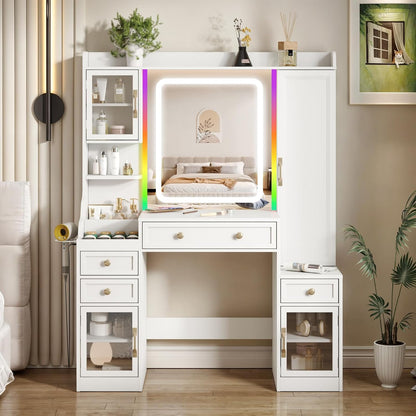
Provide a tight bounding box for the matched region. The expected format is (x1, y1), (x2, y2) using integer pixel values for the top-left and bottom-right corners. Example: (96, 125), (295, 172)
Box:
(0, 0), (82, 367)
(392, 22), (414, 65)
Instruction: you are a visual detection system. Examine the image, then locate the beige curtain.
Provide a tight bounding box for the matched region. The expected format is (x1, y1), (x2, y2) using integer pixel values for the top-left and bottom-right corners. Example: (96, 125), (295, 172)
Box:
(0, 0), (83, 367)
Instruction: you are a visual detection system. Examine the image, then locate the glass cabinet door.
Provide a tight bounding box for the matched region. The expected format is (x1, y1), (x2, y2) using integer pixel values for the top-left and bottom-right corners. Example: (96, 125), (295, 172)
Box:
(86, 69), (139, 140)
(281, 306), (338, 377)
(80, 306), (139, 377)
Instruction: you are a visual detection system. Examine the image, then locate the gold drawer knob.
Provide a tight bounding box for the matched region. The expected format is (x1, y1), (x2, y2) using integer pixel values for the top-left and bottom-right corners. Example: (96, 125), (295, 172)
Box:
(103, 259), (111, 267)
(175, 232), (184, 240)
(103, 288), (111, 296)
(235, 232), (243, 240)
(306, 288), (316, 296)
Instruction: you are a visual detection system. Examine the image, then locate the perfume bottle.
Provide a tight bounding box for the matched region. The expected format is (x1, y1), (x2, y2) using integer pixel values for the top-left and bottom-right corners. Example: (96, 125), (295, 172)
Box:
(123, 161), (133, 175)
(96, 110), (108, 135)
(129, 198), (139, 219)
(114, 78), (125, 103)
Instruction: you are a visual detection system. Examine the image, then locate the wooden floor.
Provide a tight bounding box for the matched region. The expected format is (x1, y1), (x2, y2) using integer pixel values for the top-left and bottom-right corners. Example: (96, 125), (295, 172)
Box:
(0, 368), (415, 415)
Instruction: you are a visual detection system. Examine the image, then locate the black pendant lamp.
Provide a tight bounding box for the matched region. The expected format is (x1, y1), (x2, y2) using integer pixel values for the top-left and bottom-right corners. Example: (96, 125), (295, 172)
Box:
(34, 0), (65, 141)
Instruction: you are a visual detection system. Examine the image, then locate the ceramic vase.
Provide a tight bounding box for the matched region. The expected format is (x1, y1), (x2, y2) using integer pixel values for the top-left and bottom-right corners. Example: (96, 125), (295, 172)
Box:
(126, 44), (144, 67)
(235, 46), (252, 67)
(374, 340), (406, 389)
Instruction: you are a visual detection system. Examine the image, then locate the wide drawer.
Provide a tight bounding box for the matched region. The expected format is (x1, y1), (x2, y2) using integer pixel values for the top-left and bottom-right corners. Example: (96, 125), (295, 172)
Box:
(80, 279), (138, 303)
(281, 279), (338, 303)
(142, 222), (277, 250)
(80, 251), (138, 276)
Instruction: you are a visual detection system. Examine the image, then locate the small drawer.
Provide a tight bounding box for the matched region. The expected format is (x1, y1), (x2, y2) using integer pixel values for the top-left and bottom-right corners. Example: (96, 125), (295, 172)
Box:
(281, 279), (338, 303)
(142, 222), (277, 250)
(80, 251), (138, 276)
(80, 279), (138, 303)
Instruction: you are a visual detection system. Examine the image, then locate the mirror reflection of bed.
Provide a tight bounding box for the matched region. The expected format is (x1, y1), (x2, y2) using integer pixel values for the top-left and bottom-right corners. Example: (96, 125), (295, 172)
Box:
(160, 156), (259, 201)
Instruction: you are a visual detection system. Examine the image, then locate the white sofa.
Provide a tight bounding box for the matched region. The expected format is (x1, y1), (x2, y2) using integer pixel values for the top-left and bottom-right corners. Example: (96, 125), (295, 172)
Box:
(0, 182), (31, 370)
(0, 291), (11, 365)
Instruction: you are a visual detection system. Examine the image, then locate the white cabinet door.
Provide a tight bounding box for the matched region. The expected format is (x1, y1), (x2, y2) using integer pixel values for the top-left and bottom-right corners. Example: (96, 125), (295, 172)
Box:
(280, 306), (339, 378)
(86, 69), (139, 140)
(277, 70), (336, 265)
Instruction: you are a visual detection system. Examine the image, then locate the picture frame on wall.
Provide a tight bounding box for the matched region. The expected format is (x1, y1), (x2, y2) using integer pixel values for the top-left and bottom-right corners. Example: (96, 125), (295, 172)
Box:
(350, 0), (416, 104)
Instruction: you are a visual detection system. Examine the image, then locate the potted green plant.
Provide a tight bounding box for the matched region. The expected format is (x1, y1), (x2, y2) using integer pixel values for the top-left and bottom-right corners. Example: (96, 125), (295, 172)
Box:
(345, 190), (416, 388)
(109, 9), (161, 67)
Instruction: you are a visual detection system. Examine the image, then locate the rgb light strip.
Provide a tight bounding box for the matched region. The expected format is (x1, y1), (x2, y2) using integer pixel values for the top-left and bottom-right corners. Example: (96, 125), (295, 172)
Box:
(141, 69), (148, 210)
(271, 69), (277, 211)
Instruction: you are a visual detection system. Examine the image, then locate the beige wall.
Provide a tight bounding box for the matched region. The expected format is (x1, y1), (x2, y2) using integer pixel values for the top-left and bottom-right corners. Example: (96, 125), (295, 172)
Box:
(82, 0), (414, 347)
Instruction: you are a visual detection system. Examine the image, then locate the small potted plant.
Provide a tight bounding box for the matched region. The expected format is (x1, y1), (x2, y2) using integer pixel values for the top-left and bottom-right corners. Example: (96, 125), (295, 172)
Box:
(233, 18), (252, 67)
(345, 190), (416, 388)
(109, 9), (162, 67)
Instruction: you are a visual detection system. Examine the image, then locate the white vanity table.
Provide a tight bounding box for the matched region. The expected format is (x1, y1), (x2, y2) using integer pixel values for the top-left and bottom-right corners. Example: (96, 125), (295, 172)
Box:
(76, 51), (342, 392)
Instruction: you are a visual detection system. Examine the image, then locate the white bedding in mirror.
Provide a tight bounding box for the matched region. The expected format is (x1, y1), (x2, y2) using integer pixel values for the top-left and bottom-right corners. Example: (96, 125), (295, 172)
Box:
(161, 173), (257, 196)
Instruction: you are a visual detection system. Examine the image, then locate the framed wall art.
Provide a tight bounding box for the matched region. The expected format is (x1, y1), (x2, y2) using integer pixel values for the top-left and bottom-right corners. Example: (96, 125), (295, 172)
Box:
(350, 0), (416, 104)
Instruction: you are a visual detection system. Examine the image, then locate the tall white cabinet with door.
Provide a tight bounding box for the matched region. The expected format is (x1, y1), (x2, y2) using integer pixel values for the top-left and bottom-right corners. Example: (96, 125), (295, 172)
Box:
(275, 54), (343, 391)
(76, 52), (145, 391)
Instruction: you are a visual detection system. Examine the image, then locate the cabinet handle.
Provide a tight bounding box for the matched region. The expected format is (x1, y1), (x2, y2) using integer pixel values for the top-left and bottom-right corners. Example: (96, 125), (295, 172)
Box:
(103, 259), (111, 267)
(133, 89), (138, 119)
(175, 232), (184, 240)
(281, 328), (286, 358)
(103, 288), (111, 296)
(132, 327), (138, 358)
(278, 157), (283, 187)
(235, 232), (243, 240)
(306, 288), (316, 296)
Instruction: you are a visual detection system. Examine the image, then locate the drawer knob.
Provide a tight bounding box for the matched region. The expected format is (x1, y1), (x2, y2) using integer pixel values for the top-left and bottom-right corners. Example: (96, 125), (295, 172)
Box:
(306, 288), (316, 296)
(103, 259), (111, 267)
(235, 232), (243, 240)
(175, 232), (184, 240)
(103, 288), (111, 296)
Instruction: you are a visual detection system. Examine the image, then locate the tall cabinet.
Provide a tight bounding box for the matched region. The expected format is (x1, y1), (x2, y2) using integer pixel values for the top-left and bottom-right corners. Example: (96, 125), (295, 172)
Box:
(76, 53), (146, 392)
(275, 58), (343, 391)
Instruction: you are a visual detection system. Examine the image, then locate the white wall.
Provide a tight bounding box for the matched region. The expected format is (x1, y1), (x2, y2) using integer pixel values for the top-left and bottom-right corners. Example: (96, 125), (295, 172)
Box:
(83, 0), (416, 348)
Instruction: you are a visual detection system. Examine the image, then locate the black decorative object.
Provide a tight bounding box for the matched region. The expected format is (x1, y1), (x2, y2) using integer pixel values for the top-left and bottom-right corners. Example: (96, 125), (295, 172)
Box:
(234, 46), (252, 67)
(33, 0), (65, 141)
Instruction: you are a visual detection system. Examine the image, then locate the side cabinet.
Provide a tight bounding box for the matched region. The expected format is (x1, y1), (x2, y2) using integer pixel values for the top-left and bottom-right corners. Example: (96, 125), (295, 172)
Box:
(276, 270), (343, 391)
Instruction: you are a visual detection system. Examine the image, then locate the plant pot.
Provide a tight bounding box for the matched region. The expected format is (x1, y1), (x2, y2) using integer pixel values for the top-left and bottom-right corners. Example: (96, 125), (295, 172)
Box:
(374, 340), (406, 389)
(234, 46), (252, 67)
(125, 44), (144, 67)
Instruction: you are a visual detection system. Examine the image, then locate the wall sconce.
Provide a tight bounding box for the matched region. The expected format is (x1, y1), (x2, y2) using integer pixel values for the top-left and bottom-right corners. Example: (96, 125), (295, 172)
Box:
(34, 0), (65, 141)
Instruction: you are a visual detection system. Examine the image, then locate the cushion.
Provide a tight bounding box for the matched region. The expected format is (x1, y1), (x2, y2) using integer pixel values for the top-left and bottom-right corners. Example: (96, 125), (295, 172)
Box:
(183, 165), (204, 174)
(0, 182), (30, 246)
(211, 161), (244, 175)
(177, 162), (210, 175)
(0, 245), (31, 306)
(202, 166), (222, 174)
(0, 292), (4, 328)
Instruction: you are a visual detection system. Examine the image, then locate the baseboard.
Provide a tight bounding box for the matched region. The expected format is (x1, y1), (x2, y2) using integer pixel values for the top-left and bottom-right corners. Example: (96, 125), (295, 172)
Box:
(147, 344), (416, 369)
(343, 346), (416, 368)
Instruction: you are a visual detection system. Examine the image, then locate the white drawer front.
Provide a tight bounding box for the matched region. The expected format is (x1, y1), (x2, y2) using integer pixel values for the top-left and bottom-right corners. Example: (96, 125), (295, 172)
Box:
(80, 251), (138, 276)
(142, 222), (277, 250)
(281, 279), (338, 303)
(80, 279), (138, 303)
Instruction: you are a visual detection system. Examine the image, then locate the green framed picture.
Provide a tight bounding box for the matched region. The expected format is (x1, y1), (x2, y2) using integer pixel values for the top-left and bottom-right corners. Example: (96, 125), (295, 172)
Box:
(350, 0), (416, 104)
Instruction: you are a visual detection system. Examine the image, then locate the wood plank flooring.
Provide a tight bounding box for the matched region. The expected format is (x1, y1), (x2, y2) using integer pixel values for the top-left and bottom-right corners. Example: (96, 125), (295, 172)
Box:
(0, 368), (415, 415)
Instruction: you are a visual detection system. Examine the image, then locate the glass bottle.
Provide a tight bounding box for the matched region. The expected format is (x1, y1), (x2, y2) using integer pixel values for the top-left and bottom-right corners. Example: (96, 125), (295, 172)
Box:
(114, 78), (125, 103)
(96, 110), (107, 135)
(92, 84), (99, 103)
(129, 198), (139, 219)
(123, 161), (133, 175)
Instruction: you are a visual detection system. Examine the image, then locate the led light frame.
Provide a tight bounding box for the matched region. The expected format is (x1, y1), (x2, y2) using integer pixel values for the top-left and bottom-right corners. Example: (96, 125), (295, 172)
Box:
(155, 77), (264, 204)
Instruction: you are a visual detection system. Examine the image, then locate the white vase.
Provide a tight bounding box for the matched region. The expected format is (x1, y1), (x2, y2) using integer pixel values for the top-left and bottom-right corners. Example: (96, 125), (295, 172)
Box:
(125, 44), (144, 67)
(374, 340), (406, 389)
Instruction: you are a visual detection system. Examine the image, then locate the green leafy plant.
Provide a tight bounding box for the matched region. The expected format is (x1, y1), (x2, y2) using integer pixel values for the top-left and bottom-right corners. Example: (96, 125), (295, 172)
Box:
(109, 9), (161, 58)
(345, 190), (416, 345)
